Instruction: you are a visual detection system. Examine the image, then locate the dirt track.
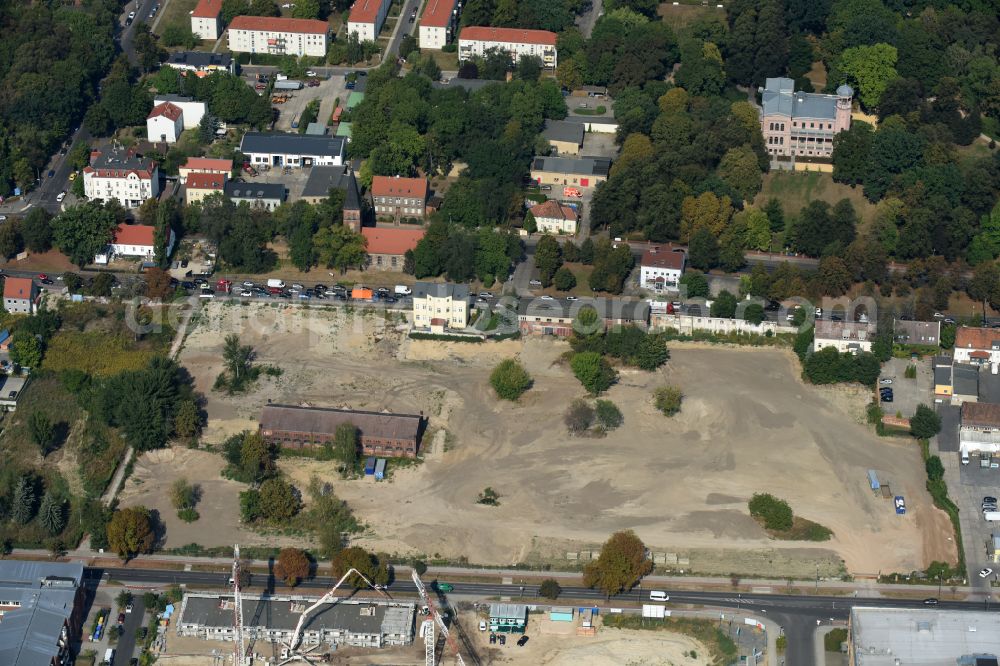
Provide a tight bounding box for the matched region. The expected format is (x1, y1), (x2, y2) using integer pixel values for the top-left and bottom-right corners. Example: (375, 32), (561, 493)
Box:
(158, 303), (954, 576)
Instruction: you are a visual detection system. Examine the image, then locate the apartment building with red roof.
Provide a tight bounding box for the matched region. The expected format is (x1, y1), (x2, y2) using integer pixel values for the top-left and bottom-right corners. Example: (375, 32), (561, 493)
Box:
(347, 0), (393, 42)
(954, 326), (1000, 366)
(178, 157), (233, 180)
(371, 175), (429, 221)
(184, 171), (228, 205)
(419, 0), (459, 49)
(458, 26), (558, 68)
(3, 278), (37, 315)
(190, 0), (222, 39)
(361, 227), (425, 271)
(83, 150), (160, 209)
(228, 16), (329, 57)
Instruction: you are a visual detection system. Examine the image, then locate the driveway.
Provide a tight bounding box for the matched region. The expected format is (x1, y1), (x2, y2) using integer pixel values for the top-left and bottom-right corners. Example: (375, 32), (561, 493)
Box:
(953, 460), (1000, 594)
(575, 0), (604, 38)
(879, 357), (932, 419)
(113, 596), (146, 666)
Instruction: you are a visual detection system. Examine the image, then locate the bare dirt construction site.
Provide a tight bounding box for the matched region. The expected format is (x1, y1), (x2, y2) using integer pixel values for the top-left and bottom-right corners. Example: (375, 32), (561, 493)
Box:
(156, 302), (955, 576)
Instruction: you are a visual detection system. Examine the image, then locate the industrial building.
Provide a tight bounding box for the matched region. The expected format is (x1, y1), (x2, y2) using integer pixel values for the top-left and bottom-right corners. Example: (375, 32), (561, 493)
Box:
(177, 593), (414, 650)
(849, 607), (1000, 665)
(259, 405), (423, 458)
(0, 561), (86, 666)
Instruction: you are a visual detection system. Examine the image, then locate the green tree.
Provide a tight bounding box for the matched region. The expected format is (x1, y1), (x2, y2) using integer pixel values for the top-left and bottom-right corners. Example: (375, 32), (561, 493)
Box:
(10, 477), (37, 525)
(291, 0), (320, 18)
(333, 423), (358, 470)
(748, 493), (793, 531)
(743, 208), (772, 251)
(275, 547), (311, 586)
(331, 546), (386, 587)
(52, 204), (118, 268)
(28, 411), (57, 454)
(174, 400), (201, 438)
(925, 455), (945, 481)
(10, 331), (43, 369)
(595, 399), (623, 430)
(489, 359), (533, 401)
(688, 227), (719, 270)
(763, 198), (784, 233)
(718, 145), (763, 202)
(583, 530), (653, 597)
(653, 385), (683, 416)
(222, 334), (254, 384)
(836, 43), (898, 110)
(169, 478), (197, 511)
(523, 211), (537, 234)
(106, 506), (155, 561)
(910, 404), (942, 439)
(635, 334), (669, 370)
(21, 209), (53, 253)
(0, 221), (23, 259)
(571, 352), (617, 395)
(710, 290), (738, 318)
(38, 493), (66, 535)
(680, 272), (709, 298)
(314, 225), (367, 273)
(539, 578), (562, 599)
(258, 478), (301, 521)
(534, 234), (563, 287)
(743, 303), (765, 325)
(553, 266), (577, 291)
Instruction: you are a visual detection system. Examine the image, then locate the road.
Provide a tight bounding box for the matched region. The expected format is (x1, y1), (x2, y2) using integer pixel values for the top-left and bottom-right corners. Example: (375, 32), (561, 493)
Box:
(113, 596), (146, 666)
(385, 0), (422, 59)
(575, 0), (604, 38)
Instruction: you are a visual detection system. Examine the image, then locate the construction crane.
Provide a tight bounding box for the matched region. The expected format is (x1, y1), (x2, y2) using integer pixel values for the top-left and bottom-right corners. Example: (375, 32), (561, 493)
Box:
(278, 568), (389, 665)
(231, 545), (247, 666)
(412, 571), (466, 666)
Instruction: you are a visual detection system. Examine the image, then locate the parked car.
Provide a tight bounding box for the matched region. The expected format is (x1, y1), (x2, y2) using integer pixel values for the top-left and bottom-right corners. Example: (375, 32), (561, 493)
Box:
(529, 279), (542, 286)
(307, 79), (320, 87)
(933, 312), (945, 319)
(240, 290), (253, 297)
(305, 70), (317, 76)
(894, 496), (906, 515)
(879, 378), (893, 385)
(517, 636), (529, 647)
(479, 292), (493, 298)
(980, 568), (993, 578)
(566, 296), (578, 301)
(56, 191), (66, 202)
(242, 281), (255, 287)
(540, 295), (554, 300)
(479, 621), (487, 631)
(984, 496), (997, 504)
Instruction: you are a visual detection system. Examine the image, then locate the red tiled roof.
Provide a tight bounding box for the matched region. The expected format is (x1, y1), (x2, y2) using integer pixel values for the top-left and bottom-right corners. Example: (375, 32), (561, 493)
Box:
(421, 0), (457, 27)
(362, 227), (425, 256)
(955, 326), (999, 350)
(3, 277), (34, 301)
(459, 26), (557, 46)
(641, 246), (685, 270)
(370, 176), (428, 200)
(962, 402), (1000, 429)
(348, 0), (388, 24)
(148, 102), (183, 122)
(113, 223), (155, 247)
(185, 172), (226, 190)
(229, 16), (329, 34)
(971, 350), (990, 359)
(191, 0), (222, 18)
(182, 157), (232, 172)
(529, 200), (577, 221)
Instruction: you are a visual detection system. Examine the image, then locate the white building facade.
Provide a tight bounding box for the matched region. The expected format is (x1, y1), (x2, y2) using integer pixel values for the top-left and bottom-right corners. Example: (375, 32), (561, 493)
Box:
(458, 26), (557, 68)
(228, 16), (329, 57)
(418, 0), (458, 49)
(412, 282), (469, 329)
(528, 200), (577, 235)
(83, 151), (160, 209)
(146, 102), (183, 144)
(240, 133), (345, 168)
(190, 0), (222, 40)
(640, 246), (685, 291)
(153, 95), (206, 130)
(813, 320), (874, 354)
(346, 0), (392, 42)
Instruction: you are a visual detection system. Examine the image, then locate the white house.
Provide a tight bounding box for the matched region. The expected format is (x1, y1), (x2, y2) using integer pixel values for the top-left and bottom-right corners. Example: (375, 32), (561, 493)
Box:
(528, 200), (577, 235)
(95, 223), (175, 264)
(813, 320), (874, 354)
(190, 0), (222, 40)
(953, 327), (1000, 366)
(240, 133), (345, 168)
(960, 402), (1000, 457)
(458, 26), (558, 69)
(640, 245), (685, 292)
(83, 150), (160, 209)
(3, 278), (37, 315)
(347, 0), (392, 42)
(228, 16), (329, 57)
(153, 94), (206, 130)
(419, 0), (458, 49)
(412, 282), (469, 330)
(146, 102), (183, 144)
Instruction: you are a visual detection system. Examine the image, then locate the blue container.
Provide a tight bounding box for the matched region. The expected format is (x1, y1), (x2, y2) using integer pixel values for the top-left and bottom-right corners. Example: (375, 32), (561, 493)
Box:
(364, 457), (376, 475)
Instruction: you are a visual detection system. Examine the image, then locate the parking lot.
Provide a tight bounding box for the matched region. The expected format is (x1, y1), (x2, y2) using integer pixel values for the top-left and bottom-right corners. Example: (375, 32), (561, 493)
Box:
(243, 73), (351, 133)
(236, 163), (313, 199)
(956, 461), (1000, 590)
(879, 356), (932, 419)
(581, 132), (618, 159)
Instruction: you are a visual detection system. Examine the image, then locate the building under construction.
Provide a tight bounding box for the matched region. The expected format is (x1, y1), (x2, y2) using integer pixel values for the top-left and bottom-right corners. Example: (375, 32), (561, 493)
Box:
(176, 593), (415, 650)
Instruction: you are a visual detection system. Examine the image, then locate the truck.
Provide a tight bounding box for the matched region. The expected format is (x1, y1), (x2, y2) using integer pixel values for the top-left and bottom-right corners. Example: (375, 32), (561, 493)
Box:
(986, 511), (1000, 522)
(563, 186), (582, 198)
(352, 286), (373, 301)
(267, 279), (285, 289)
(216, 279), (232, 294)
(274, 80), (303, 91)
(394, 285), (412, 295)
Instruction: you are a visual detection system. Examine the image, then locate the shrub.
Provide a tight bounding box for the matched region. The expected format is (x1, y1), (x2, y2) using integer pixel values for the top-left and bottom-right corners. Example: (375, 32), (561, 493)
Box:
(904, 364), (917, 379)
(477, 487), (500, 506)
(594, 399), (623, 430)
(564, 399), (595, 433)
(177, 508), (199, 522)
(748, 493), (793, 531)
(489, 359), (533, 401)
(553, 266), (577, 291)
(910, 404), (942, 439)
(571, 351), (617, 394)
(653, 385), (683, 416)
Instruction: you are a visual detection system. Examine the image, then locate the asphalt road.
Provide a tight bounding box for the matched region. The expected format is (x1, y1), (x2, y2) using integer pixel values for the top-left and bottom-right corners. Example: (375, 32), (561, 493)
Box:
(386, 0), (421, 59)
(113, 597), (146, 666)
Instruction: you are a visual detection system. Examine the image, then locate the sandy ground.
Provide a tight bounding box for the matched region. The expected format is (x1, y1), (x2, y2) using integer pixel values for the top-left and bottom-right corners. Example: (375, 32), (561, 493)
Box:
(158, 303), (955, 576)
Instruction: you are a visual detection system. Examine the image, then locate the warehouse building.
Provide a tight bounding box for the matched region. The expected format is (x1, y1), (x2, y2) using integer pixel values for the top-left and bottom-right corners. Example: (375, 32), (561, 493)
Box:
(849, 607), (1000, 665)
(0, 561), (86, 666)
(177, 594), (414, 649)
(259, 405), (423, 458)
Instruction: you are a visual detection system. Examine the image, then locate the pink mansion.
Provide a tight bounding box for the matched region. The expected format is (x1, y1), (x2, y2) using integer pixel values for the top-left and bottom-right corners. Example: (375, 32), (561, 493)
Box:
(759, 77), (853, 160)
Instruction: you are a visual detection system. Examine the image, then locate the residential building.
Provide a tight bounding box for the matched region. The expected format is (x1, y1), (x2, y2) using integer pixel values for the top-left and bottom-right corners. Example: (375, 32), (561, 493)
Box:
(228, 16), (329, 57)
(759, 77), (853, 161)
(530, 156), (610, 188)
(259, 405), (423, 458)
(179, 157), (233, 180)
(528, 200), (577, 235)
(240, 132), (345, 168)
(640, 245), (686, 292)
(953, 363), (979, 406)
(412, 282), (469, 329)
(224, 182), (286, 211)
(542, 119), (584, 155)
(165, 51), (235, 76)
(559, 113), (618, 135)
(813, 320), (874, 354)
(82, 149), (160, 209)
(458, 26), (557, 68)
(892, 319), (940, 347)
(517, 297), (650, 337)
(0, 375), (27, 410)
(190, 0), (222, 40)
(0, 561), (86, 666)
(146, 102), (183, 144)
(960, 402), (1000, 458)
(301, 165), (362, 229)
(488, 604), (527, 634)
(178, 593), (414, 649)
(185, 172), (227, 205)
(153, 95), (207, 130)
(954, 326), (1000, 366)
(933, 356), (953, 399)
(847, 607), (1000, 666)
(371, 176), (428, 221)
(95, 223), (174, 264)
(651, 311), (781, 337)
(362, 227), (424, 271)
(418, 0), (459, 49)
(347, 0), (393, 42)
(3, 278), (37, 315)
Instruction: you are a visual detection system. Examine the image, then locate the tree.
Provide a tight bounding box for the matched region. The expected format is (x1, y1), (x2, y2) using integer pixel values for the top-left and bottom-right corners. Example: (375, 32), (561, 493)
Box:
(61, 272), (82, 294)
(38, 493), (66, 535)
(489, 359), (533, 401)
(144, 267), (173, 300)
(925, 455), (945, 481)
(595, 399), (623, 430)
(258, 478), (301, 521)
(653, 385), (682, 416)
(635, 334), (669, 370)
(333, 423), (358, 470)
(539, 578), (562, 599)
(314, 225), (367, 272)
(748, 493), (793, 531)
(21, 209), (53, 253)
(106, 506), (156, 561)
(52, 204), (118, 268)
(718, 146), (762, 202)
(0, 221), (23, 259)
(534, 234), (562, 286)
(688, 227), (719, 270)
(29, 411), (57, 454)
(571, 352), (617, 395)
(291, 0), (320, 18)
(763, 198), (784, 233)
(10, 331), (43, 369)
(332, 546), (385, 587)
(169, 478), (197, 511)
(222, 334), (254, 384)
(583, 529), (653, 597)
(10, 477), (37, 525)
(90, 272), (115, 297)
(710, 290), (738, 318)
(174, 400), (201, 438)
(910, 404), (942, 439)
(680, 272), (709, 298)
(553, 266), (577, 291)
(275, 547), (311, 587)
(564, 399), (595, 433)
(836, 43), (898, 110)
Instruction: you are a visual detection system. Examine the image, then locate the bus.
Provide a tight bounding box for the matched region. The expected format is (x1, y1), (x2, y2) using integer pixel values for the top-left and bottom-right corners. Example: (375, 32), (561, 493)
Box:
(331, 106), (343, 124)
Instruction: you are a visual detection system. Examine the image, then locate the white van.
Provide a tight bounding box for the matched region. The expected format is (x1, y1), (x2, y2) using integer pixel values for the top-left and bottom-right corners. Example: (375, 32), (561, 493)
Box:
(394, 285), (412, 295)
(962, 451), (970, 465)
(649, 591), (668, 602)
(267, 279), (285, 289)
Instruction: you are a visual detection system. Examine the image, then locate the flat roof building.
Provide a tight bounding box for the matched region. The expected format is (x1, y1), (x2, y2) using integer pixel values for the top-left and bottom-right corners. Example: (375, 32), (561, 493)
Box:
(849, 607), (1000, 665)
(0, 561), (86, 666)
(260, 405), (423, 458)
(530, 156), (611, 188)
(893, 319), (941, 347)
(224, 181), (286, 211)
(241, 132), (345, 168)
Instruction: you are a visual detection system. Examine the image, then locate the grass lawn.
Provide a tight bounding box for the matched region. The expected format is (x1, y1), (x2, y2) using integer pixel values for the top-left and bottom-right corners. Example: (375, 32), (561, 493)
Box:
(753, 170), (877, 227)
(427, 50), (459, 72)
(572, 106), (608, 115)
(0, 376), (82, 468)
(657, 2), (726, 29)
(536, 262), (598, 297)
(154, 0), (199, 38)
